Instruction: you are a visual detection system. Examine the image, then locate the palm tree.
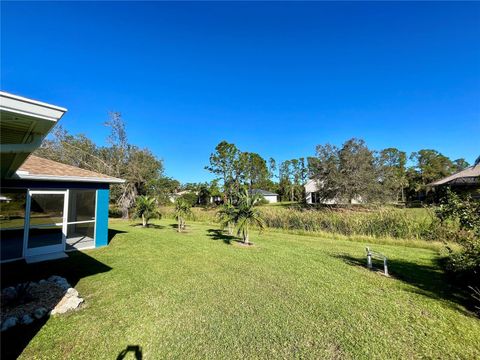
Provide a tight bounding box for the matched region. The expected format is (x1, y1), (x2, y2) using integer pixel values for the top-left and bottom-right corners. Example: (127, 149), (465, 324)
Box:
(217, 200), (236, 235)
(134, 195), (160, 227)
(175, 198), (192, 232)
(232, 189), (266, 245)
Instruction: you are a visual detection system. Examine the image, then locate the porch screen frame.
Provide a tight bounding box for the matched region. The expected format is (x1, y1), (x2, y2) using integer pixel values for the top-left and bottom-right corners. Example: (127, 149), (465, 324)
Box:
(23, 189), (68, 257)
(65, 189), (97, 251)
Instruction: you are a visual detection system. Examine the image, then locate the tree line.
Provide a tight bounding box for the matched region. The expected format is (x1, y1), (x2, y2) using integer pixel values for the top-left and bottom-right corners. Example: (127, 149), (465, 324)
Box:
(35, 112), (168, 218)
(205, 139), (473, 204)
(36, 112), (474, 216)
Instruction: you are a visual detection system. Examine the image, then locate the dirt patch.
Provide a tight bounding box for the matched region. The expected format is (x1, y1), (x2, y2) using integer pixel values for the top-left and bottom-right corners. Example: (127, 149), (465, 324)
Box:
(1, 281), (65, 323)
(1, 276), (84, 331)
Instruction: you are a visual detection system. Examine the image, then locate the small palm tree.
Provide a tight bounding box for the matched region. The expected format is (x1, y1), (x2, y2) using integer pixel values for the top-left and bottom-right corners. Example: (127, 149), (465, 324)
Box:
(175, 198), (192, 232)
(134, 196), (160, 227)
(217, 200), (236, 235)
(232, 189), (266, 245)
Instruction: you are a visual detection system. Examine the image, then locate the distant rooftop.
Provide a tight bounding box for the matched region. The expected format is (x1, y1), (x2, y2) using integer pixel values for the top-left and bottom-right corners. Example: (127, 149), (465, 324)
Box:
(429, 164), (480, 186)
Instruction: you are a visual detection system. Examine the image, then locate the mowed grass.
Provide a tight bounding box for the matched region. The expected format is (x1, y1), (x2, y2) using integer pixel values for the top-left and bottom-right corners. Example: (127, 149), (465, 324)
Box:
(4, 219), (480, 359)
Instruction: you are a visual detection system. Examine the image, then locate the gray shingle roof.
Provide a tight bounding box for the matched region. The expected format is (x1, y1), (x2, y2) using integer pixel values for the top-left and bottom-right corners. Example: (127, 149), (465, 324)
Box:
(429, 164), (480, 186)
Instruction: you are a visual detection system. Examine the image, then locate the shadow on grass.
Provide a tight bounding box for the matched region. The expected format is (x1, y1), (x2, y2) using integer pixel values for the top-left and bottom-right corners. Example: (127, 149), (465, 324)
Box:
(206, 228), (242, 245)
(1, 251), (112, 359)
(334, 253), (476, 317)
(129, 223), (165, 230)
(108, 228), (128, 244)
(169, 223), (187, 230)
(117, 345), (143, 359)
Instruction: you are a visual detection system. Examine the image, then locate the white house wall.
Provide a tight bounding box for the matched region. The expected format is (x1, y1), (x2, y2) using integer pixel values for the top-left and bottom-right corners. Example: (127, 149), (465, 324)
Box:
(304, 179), (362, 205)
(263, 195), (278, 204)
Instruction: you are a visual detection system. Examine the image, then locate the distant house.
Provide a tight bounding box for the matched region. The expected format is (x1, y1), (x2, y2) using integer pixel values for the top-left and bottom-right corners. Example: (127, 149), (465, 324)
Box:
(249, 189), (278, 204)
(170, 190), (222, 205)
(429, 162), (480, 199)
(0, 195), (12, 203)
(0, 91), (124, 263)
(209, 195), (222, 205)
(304, 179), (362, 205)
(168, 190), (197, 203)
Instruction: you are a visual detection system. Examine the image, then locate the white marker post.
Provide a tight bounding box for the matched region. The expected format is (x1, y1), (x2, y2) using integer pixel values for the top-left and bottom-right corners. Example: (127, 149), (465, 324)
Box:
(366, 247), (372, 269)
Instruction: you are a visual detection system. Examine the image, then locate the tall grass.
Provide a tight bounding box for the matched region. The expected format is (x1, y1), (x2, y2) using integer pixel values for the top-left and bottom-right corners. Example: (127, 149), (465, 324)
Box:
(258, 207), (435, 239)
(159, 206), (218, 224)
(159, 205), (454, 242)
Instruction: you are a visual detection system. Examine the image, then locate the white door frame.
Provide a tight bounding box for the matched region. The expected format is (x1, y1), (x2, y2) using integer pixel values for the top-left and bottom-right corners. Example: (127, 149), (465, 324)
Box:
(23, 189), (69, 257)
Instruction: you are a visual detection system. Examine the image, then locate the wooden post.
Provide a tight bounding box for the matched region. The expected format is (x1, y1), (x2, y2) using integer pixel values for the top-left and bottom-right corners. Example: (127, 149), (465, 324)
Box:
(366, 247), (372, 269)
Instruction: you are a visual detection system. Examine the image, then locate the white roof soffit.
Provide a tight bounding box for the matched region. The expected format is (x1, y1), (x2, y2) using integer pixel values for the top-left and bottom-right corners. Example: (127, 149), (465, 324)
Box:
(0, 91), (67, 121)
(0, 91), (67, 178)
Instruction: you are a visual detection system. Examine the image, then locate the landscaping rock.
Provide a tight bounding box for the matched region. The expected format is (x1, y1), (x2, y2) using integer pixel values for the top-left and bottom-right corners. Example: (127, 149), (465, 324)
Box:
(0, 316), (17, 332)
(33, 307), (48, 319)
(66, 287), (79, 297)
(47, 275), (71, 290)
(51, 289), (84, 315)
(15, 282), (31, 291)
(20, 314), (34, 325)
(47, 275), (62, 282)
(2, 276), (84, 326)
(2, 287), (17, 302)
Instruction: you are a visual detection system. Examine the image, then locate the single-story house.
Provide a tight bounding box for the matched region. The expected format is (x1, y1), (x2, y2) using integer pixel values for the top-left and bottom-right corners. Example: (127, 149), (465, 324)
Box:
(249, 189), (278, 204)
(0, 91), (124, 263)
(428, 161), (480, 199)
(168, 190), (198, 203)
(304, 179), (362, 205)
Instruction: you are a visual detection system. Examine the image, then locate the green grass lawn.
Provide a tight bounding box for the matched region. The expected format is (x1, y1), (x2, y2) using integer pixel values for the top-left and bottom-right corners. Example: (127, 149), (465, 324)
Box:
(2, 218), (479, 359)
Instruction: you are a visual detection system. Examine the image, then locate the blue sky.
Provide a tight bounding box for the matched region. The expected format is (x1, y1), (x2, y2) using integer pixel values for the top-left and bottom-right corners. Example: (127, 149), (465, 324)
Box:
(2, 2), (479, 183)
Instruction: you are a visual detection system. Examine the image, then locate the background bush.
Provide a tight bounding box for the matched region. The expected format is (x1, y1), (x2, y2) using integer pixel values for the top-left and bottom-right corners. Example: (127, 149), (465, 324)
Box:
(444, 235), (480, 288)
(436, 189), (480, 289)
(109, 205), (124, 218)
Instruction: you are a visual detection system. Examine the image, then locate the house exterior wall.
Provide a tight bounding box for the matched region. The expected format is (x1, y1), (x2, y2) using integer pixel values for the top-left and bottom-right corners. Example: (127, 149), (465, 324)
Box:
(94, 189), (109, 247)
(263, 195), (278, 204)
(305, 179), (318, 204)
(0, 180), (111, 262)
(304, 179), (362, 205)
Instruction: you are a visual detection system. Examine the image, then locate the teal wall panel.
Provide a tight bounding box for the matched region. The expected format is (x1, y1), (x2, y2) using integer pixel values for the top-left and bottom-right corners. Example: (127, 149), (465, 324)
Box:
(95, 189), (110, 247)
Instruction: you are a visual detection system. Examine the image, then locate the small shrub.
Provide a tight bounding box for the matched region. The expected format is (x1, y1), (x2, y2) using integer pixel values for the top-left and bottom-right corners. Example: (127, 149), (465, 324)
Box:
(109, 205), (123, 218)
(254, 197), (269, 206)
(436, 189), (480, 234)
(179, 193), (199, 207)
(444, 235), (480, 288)
(175, 198), (192, 232)
(133, 196), (161, 227)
